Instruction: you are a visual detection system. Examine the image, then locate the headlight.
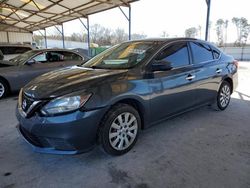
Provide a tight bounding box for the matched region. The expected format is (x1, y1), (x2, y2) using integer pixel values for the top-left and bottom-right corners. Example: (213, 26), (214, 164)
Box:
(41, 94), (92, 116)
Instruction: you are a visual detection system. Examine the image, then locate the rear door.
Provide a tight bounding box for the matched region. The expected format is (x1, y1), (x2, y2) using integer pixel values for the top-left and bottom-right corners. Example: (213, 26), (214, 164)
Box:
(188, 41), (222, 105)
(148, 41), (197, 122)
(58, 51), (83, 66)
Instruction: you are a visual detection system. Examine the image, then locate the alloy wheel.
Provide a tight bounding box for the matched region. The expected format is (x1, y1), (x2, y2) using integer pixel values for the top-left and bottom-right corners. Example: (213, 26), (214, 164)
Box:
(109, 112), (138, 151)
(0, 82), (5, 98)
(219, 84), (231, 108)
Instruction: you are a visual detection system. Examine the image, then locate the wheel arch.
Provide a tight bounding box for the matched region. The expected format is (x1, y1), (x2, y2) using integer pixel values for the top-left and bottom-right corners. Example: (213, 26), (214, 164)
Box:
(223, 77), (233, 94)
(0, 76), (11, 92)
(112, 98), (146, 129)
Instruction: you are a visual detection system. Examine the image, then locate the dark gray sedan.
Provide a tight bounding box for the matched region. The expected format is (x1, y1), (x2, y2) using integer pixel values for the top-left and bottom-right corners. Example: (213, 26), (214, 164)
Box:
(16, 38), (238, 155)
(0, 49), (89, 99)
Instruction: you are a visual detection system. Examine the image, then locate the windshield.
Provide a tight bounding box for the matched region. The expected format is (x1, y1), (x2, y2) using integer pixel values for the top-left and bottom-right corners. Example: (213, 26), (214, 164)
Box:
(10, 50), (38, 65)
(83, 41), (162, 69)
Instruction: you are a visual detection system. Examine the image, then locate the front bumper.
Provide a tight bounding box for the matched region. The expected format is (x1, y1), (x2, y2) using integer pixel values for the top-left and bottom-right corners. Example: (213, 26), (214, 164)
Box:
(16, 107), (107, 154)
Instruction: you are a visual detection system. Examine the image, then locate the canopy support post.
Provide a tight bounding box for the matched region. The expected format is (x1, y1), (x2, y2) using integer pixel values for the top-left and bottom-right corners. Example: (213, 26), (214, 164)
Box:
(205, 0), (211, 41)
(79, 17), (90, 56)
(87, 17), (90, 56)
(54, 25), (65, 48)
(129, 6), (131, 40)
(118, 6), (131, 40)
(62, 23), (65, 48)
(44, 29), (47, 48)
(6, 31), (10, 43)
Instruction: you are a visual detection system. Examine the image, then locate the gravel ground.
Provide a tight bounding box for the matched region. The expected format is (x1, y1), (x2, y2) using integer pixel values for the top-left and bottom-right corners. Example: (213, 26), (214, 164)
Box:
(0, 62), (250, 188)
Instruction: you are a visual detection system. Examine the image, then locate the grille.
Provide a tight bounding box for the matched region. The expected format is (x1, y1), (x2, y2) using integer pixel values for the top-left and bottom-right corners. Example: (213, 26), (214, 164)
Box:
(21, 94), (34, 112)
(20, 93), (43, 118)
(47, 138), (75, 151)
(20, 126), (74, 150)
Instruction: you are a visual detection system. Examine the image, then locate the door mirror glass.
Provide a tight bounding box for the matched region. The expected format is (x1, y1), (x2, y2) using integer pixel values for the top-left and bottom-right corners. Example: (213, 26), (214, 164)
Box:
(152, 60), (173, 71)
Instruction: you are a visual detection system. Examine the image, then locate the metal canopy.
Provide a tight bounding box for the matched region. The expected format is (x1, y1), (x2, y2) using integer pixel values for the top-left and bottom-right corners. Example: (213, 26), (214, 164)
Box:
(0, 0), (137, 32)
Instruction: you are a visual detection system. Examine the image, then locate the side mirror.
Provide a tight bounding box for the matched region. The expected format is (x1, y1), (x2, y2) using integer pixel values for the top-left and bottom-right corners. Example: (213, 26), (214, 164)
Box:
(151, 60), (173, 71)
(26, 59), (36, 65)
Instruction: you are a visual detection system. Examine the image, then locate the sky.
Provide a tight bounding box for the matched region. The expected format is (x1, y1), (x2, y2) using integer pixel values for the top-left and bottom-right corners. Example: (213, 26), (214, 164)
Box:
(39, 0), (250, 43)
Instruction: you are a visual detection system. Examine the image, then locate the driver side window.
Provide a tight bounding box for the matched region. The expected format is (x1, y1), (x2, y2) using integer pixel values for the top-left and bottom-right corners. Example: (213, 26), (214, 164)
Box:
(155, 42), (190, 68)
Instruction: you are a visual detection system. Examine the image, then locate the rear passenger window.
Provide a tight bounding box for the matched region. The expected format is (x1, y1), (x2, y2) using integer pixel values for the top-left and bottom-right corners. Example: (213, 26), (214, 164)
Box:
(59, 51), (82, 61)
(155, 42), (190, 68)
(190, 42), (213, 63)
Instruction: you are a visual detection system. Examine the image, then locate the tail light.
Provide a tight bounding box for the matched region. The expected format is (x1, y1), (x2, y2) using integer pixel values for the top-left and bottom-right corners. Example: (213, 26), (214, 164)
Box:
(233, 60), (238, 68)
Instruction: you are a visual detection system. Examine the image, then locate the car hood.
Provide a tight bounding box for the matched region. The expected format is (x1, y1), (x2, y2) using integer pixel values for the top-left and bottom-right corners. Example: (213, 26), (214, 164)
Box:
(23, 66), (128, 99)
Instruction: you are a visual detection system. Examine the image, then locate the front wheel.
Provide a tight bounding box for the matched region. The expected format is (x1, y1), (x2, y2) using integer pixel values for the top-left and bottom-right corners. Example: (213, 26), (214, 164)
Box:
(99, 104), (141, 156)
(213, 81), (232, 111)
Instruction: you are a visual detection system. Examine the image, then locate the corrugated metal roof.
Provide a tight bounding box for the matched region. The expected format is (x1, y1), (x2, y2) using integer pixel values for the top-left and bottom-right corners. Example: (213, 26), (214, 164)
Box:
(0, 0), (138, 32)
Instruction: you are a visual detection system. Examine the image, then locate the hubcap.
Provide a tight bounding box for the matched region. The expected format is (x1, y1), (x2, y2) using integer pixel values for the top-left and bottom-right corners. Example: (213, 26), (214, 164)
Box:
(109, 112), (138, 151)
(0, 83), (5, 98)
(219, 84), (231, 108)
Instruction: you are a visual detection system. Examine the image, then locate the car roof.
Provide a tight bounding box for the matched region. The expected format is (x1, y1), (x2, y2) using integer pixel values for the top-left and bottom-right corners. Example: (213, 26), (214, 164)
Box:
(127, 37), (212, 44)
(29, 48), (85, 57)
(31, 48), (79, 52)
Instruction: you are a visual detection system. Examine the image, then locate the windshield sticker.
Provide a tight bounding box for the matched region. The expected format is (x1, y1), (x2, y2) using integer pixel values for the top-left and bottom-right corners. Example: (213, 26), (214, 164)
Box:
(128, 49), (146, 54)
(103, 60), (128, 64)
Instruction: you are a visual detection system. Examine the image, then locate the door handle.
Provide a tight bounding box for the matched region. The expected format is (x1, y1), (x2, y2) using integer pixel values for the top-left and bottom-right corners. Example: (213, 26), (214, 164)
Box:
(186, 74), (196, 81)
(216, 68), (222, 74)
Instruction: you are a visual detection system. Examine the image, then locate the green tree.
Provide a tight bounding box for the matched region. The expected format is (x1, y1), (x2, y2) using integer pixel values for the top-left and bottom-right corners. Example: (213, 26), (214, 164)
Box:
(185, 27), (198, 38)
(111, 28), (128, 44)
(232, 17), (250, 46)
(161, 31), (169, 38)
(90, 24), (113, 45)
(216, 19), (228, 46)
(131, 33), (147, 40)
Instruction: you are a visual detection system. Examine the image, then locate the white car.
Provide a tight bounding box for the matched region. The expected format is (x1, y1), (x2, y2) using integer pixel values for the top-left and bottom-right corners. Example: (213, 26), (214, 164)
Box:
(0, 44), (33, 60)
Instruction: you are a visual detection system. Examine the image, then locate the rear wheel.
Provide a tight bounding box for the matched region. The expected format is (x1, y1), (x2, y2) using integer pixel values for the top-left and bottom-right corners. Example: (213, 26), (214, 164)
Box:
(213, 81), (231, 111)
(99, 103), (141, 156)
(0, 79), (9, 99)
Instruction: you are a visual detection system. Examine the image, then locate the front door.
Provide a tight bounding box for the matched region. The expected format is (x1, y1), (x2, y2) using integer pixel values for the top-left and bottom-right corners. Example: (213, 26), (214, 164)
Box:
(188, 42), (222, 105)
(148, 42), (197, 123)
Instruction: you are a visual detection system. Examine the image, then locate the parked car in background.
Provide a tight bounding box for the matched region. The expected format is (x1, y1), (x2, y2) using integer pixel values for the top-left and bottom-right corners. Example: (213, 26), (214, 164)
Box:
(16, 38), (238, 156)
(72, 48), (89, 57)
(0, 43), (34, 60)
(0, 50), (3, 60)
(0, 49), (88, 99)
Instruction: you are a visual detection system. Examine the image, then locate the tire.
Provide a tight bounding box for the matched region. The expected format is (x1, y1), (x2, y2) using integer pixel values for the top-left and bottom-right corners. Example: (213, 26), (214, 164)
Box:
(212, 81), (231, 111)
(99, 103), (141, 156)
(0, 79), (9, 99)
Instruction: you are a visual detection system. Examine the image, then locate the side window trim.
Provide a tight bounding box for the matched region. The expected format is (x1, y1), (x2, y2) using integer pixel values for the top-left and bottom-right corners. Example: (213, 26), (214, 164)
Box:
(71, 51), (83, 60)
(210, 45), (222, 60)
